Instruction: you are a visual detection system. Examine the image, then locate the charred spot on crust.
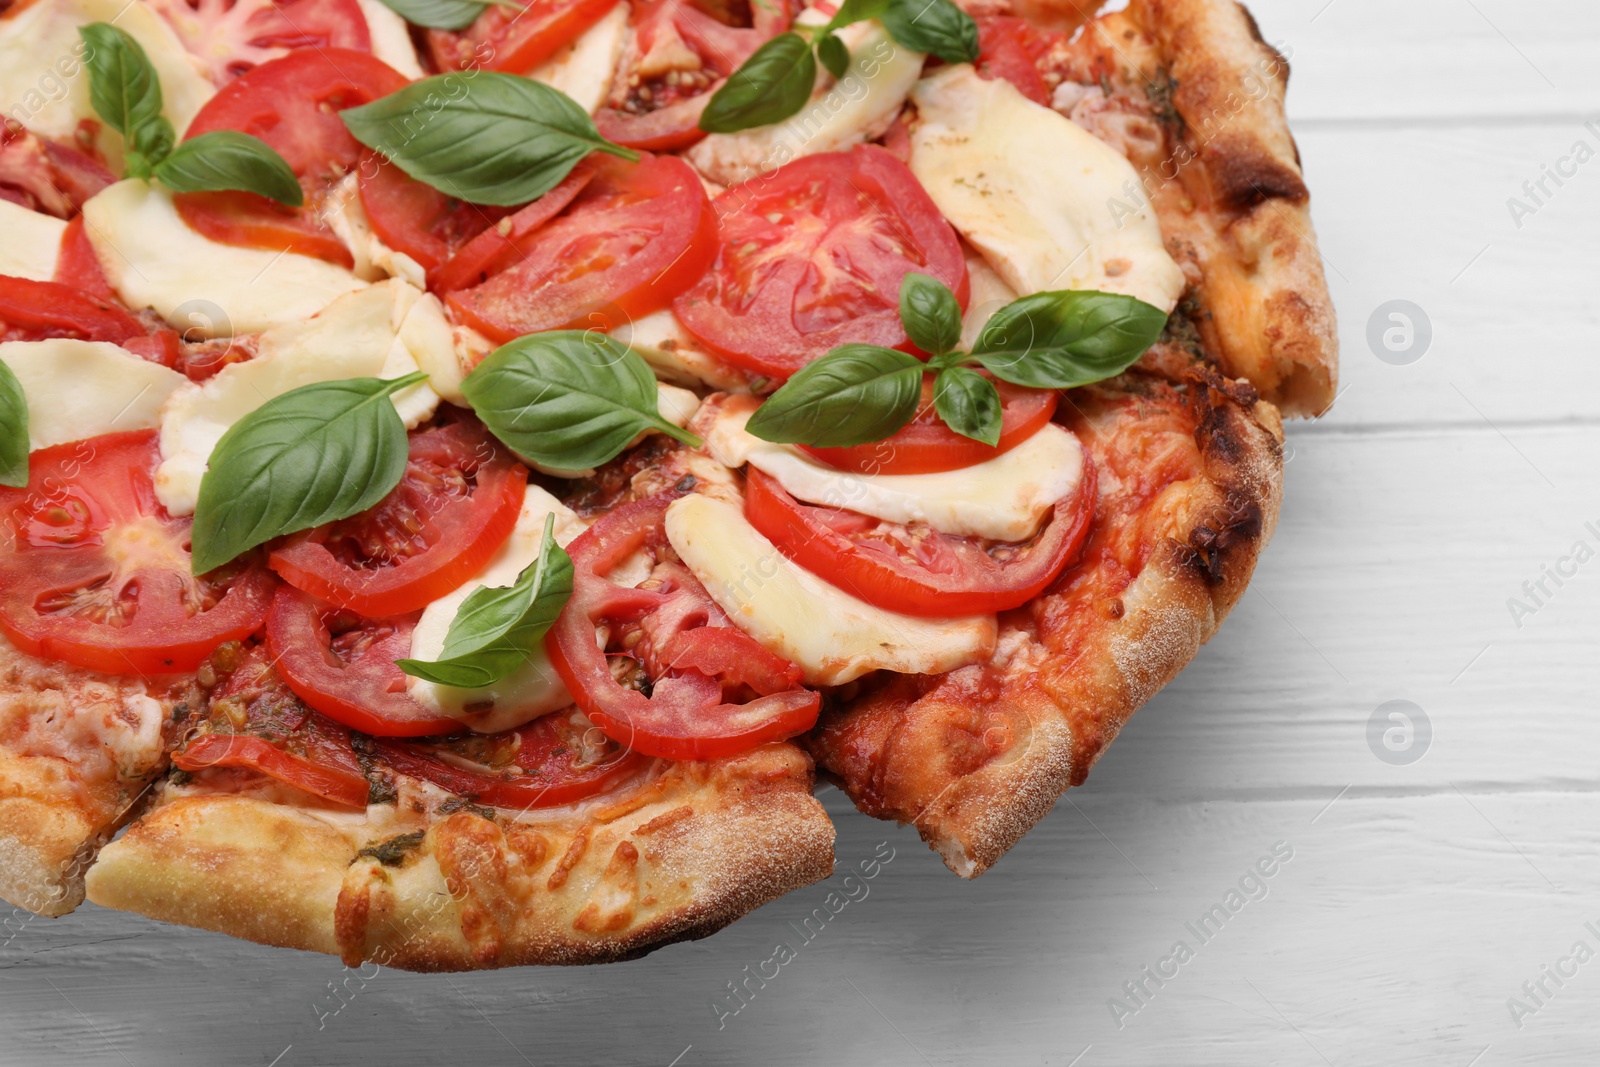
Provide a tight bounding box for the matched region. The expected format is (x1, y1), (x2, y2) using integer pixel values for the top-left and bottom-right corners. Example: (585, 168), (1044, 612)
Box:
(1182, 492), (1264, 587)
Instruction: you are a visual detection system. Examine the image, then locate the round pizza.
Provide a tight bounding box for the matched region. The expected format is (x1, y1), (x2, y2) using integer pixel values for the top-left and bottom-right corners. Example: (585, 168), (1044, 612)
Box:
(0, 0), (1335, 968)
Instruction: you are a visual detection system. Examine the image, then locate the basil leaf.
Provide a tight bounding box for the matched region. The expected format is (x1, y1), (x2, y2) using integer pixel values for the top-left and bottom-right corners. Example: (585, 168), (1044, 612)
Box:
(189, 372), (429, 574)
(79, 23), (173, 177)
(817, 32), (850, 79)
(973, 290), (1168, 390)
(932, 367), (1001, 447)
(397, 514), (574, 688)
(881, 0), (979, 64)
(899, 272), (962, 357)
(745, 345), (924, 448)
(825, 0), (889, 32)
(700, 33), (817, 134)
(463, 331), (700, 472)
(376, 0), (487, 29)
(342, 74), (638, 207)
(0, 360), (28, 489)
(153, 131), (303, 206)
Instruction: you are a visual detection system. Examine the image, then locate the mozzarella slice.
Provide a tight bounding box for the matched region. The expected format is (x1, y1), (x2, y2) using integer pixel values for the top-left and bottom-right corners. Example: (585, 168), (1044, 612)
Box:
(959, 248), (1019, 351)
(0, 0), (213, 172)
(155, 280), (442, 515)
(687, 19), (923, 186)
(82, 180), (369, 336)
(322, 172), (428, 288)
(909, 65), (1186, 312)
(528, 2), (629, 114)
(0, 339), (186, 450)
(0, 201), (67, 282)
(665, 494), (996, 685)
(610, 309), (753, 392)
(407, 488), (587, 734)
(704, 397), (1083, 542)
(355, 0), (425, 78)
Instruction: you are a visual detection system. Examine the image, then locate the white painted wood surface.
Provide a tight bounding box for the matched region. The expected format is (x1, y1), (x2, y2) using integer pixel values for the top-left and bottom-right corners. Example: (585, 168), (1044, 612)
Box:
(5, 2), (1598, 1064)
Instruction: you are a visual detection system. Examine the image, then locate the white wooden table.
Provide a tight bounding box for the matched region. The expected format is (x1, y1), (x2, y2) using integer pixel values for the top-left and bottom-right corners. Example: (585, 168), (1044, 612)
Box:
(5, 2), (1598, 1063)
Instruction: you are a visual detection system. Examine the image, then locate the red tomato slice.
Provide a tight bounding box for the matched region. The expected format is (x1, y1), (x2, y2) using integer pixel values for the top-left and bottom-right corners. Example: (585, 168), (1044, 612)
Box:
(0, 275), (144, 343)
(0, 432), (278, 675)
(269, 415), (528, 617)
(147, 0), (373, 82)
(374, 711), (650, 809)
(674, 146), (969, 380)
(975, 16), (1052, 105)
(546, 492), (819, 761)
(426, 0), (621, 74)
(445, 153), (716, 343)
(355, 153), (509, 280)
(0, 124), (115, 219)
(742, 452), (1097, 617)
(173, 645), (372, 807)
(593, 0), (792, 151)
(264, 586), (463, 737)
(426, 162), (594, 292)
(800, 378), (1057, 475)
(53, 217), (120, 303)
(174, 50), (409, 266)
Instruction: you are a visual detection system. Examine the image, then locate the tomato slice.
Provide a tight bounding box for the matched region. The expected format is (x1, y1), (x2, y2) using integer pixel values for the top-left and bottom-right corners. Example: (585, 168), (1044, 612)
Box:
(355, 153), (508, 281)
(547, 492), (819, 761)
(0, 124), (116, 219)
(426, 162), (595, 292)
(445, 154), (716, 343)
(800, 379), (1057, 475)
(264, 586), (463, 737)
(674, 146), (969, 380)
(0, 432), (278, 675)
(174, 50), (409, 265)
(592, 0), (792, 151)
(426, 0), (622, 74)
(742, 453), (1097, 617)
(269, 416), (526, 617)
(975, 16), (1052, 105)
(147, 0), (373, 82)
(53, 217), (120, 303)
(374, 711), (650, 809)
(0, 275), (145, 343)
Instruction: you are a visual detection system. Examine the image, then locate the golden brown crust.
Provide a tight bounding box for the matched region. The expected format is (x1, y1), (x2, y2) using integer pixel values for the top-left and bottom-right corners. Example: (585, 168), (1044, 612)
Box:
(807, 367), (1283, 876)
(85, 743), (834, 970)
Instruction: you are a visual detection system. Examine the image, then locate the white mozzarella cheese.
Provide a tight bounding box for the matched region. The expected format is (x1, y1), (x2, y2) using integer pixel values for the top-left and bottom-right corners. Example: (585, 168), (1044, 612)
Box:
(407, 488), (587, 734)
(0, 0), (213, 172)
(154, 280), (442, 514)
(687, 19), (923, 186)
(610, 309), (753, 392)
(909, 65), (1186, 312)
(81, 180), (369, 336)
(0, 201), (67, 281)
(704, 397), (1083, 542)
(355, 0), (425, 78)
(665, 493), (996, 685)
(321, 172), (428, 288)
(959, 249), (1019, 351)
(0, 339), (186, 450)
(527, 2), (629, 114)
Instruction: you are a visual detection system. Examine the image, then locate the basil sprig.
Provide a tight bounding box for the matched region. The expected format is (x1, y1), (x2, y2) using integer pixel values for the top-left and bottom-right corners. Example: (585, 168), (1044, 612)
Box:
(700, 0), (978, 134)
(397, 514), (574, 687)
(79, 24), (302, 204)
(462, 331), (702, 472)
(0, 360), (28, 489)
(747, 274), (1168, 449)
(376, 0), (497, 29)
(342, 74), (638, 207)
(189, 373), (429, 574)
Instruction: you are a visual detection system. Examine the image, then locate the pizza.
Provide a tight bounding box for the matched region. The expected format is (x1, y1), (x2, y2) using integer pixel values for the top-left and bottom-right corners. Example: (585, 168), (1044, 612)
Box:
(0, 0), (1335, 968)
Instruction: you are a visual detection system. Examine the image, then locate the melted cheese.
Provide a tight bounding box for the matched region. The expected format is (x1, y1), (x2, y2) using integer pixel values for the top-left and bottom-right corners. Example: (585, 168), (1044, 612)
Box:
(610, 309), (752, 392)
(0, 201), (67, 281)
(959, 249), (1019, 351)
(154, 281), (443, 515)
(528, 2), (629, 114)
(407, 488), (587, 733)
(665, 493), (996, 685)
(0, 339), (187, 449)
(909, 65), (1185, 311)
(687, 19), (924, 186)
(704, 397), (1083, 542)
(322, 172), (428, 287)
(0, 0), (213, 172)
(82, 180), (368, 336)
(355, 0), (425, 78)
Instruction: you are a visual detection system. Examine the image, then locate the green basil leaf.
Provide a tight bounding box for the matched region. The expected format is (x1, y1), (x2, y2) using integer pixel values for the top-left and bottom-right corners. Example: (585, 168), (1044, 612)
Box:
(342, 74), (638, 207)
(376, 0), (487, 29)
(825, 0), (889, 32)
(463, 331), (700, 471)
(80, 23), (173, 175)
(0, 360), (28, 488)
(745, 344), (924, 447)
(899, 272), (963, 357)
(700, 33), (817, 134)
(881, 0), (979, 64)
(817, 32), (850, 79)
(189, 372), (429, 574)
(153, 131), (304, 206)
(973, 290), (1168, 390)
(397, 513), (574, 687)
(932, 366), (1001, 446)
